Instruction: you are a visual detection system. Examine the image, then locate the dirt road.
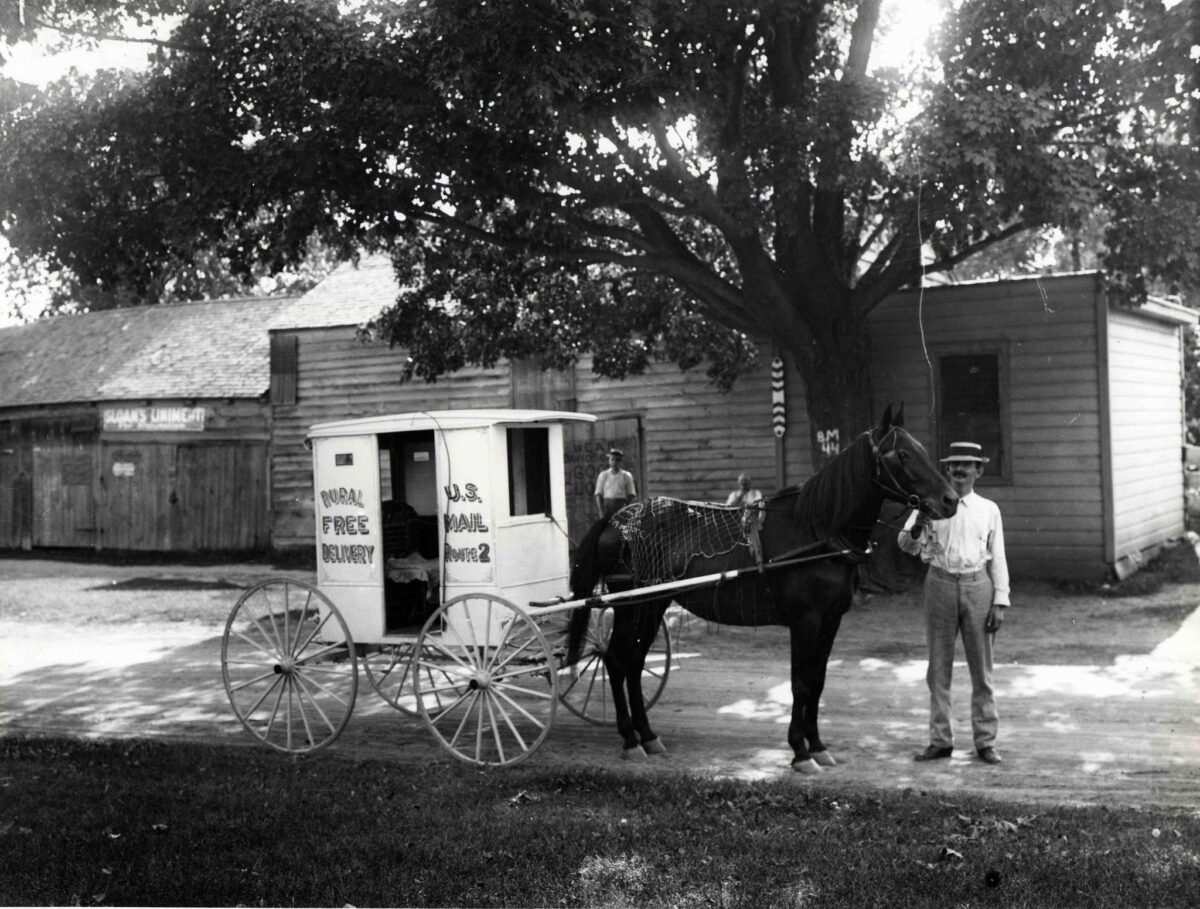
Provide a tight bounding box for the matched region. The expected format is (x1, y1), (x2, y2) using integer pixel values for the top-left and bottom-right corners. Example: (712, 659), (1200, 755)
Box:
(2, 555), (1198, 813)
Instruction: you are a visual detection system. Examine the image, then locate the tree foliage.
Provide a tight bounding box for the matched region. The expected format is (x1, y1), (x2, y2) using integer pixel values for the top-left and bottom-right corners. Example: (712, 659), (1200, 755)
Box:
(1, 0), (1196, 460)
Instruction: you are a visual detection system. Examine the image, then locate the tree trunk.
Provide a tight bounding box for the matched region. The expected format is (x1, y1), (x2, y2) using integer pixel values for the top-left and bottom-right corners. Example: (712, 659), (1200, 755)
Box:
(789, 308), (876, 474)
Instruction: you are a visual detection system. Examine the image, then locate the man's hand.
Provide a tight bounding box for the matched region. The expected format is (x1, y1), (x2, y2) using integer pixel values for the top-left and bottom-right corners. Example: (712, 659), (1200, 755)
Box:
(909, 511), (931, 539)
(985, 605), (1006, 634)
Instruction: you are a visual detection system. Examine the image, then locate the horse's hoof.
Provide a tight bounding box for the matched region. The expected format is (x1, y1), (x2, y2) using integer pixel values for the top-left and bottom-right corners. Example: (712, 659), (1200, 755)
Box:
(792, 758), (822, 775)
(642, 737), (667, 755)
(812, 750), (837, 767)
(622, 746), (648, 761)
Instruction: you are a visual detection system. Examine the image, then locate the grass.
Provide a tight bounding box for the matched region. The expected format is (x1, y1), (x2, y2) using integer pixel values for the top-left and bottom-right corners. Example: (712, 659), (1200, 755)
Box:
(2, 736), (1198, 908)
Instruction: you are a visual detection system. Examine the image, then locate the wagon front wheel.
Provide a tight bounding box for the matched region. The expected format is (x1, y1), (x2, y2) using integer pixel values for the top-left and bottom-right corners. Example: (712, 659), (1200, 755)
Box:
(414, 593), (557, 767)
(221, 579), (357, 754)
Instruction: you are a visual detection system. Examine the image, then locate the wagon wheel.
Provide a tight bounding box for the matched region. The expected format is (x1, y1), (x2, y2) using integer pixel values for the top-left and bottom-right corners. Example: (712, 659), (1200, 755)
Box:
(361, 642), (467, 718)
(557, 608), (672, 725)
(221, 579), (357, 754)
(413, 593), (558, 767)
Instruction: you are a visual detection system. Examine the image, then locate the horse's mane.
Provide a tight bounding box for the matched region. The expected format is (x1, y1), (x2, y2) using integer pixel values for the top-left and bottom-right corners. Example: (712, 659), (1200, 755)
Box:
(785, 430), (879, 538)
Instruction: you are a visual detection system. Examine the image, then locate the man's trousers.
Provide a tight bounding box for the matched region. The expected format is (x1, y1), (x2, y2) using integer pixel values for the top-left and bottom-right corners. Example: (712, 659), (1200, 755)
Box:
(923, 566), (998, 751)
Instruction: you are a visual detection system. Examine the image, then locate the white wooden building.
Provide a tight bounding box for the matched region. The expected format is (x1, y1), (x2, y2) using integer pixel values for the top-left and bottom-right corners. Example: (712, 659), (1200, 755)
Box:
(869, 272), (1196, 580)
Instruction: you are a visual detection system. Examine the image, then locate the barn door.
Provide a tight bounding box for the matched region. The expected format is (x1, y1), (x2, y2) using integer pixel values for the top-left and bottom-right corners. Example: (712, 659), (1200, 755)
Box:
(100, 443), (175, 550)
(562, 416), (642, 549)
(172, 442), (269, 551)
(31, 443), (97, 548)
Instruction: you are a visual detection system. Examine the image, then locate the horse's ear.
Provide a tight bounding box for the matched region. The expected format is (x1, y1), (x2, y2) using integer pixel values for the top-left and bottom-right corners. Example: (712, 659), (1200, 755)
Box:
(894, 402), (905, 427)
(880, 403), (895, 431)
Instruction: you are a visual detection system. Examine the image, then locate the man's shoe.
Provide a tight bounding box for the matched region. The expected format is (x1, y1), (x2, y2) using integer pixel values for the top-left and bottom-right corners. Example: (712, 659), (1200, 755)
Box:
(914, 745), (953, 761)
(977, 747), (1002, 765)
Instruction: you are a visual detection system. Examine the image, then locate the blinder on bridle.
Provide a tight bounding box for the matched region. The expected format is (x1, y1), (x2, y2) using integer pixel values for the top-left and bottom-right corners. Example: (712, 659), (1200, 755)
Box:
(869, 425), (923, 512)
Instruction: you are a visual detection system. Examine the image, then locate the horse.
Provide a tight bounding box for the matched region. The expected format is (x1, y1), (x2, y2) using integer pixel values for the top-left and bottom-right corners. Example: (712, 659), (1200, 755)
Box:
(565, 404), (958, 773)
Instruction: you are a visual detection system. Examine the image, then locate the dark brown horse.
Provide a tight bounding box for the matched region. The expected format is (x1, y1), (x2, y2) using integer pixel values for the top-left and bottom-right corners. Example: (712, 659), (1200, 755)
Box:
(566, 405), (958, 773)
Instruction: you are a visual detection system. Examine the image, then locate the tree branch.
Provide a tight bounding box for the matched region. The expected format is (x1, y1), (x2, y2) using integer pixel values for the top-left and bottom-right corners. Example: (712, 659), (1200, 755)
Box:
(30, 17), (210, 55)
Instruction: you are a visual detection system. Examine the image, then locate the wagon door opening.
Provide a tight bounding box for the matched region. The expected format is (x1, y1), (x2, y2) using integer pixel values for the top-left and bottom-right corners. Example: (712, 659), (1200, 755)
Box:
(378, 430), (441, 634)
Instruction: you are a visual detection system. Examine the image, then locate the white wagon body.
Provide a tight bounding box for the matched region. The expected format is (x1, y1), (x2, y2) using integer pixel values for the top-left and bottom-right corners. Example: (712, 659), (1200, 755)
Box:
(307, 409), (596, 645)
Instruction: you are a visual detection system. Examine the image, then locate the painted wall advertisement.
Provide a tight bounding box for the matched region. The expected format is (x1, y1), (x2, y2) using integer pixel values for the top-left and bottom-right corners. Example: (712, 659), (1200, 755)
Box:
(314, 437), (381, 585)
(441, 428), (494, 586)
(102, 406), (206, 433)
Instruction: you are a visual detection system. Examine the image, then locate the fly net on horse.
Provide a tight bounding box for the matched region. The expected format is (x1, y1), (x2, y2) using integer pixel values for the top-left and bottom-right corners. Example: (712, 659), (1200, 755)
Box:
(608, 497), (759, 586)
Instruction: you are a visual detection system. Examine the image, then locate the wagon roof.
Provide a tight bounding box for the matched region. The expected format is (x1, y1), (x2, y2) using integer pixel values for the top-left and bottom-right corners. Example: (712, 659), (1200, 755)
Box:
(307, 409), (597, 438)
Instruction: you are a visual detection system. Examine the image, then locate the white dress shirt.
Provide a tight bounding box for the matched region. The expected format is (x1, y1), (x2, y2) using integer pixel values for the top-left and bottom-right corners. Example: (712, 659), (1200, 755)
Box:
(899, 491), (1011, 606)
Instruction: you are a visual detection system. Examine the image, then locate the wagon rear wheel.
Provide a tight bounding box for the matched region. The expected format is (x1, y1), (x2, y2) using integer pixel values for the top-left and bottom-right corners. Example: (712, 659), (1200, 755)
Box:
(414, 593), (557, 767)
(221, 579), (357, 754)
(557, 608), (672, 725)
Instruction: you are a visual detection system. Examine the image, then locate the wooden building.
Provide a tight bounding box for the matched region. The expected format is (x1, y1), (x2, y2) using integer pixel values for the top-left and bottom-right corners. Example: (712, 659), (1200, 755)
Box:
(5, 256), (1191, 582)
(265, 255), (815, 552)
(1, 296), (304, 552)
(869, 272), (1196, 580)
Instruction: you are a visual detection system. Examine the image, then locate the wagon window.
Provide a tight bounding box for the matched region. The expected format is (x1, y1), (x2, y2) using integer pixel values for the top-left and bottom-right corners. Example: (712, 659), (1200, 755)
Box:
(938, 351), (1006, 479)
(507, 427), (551, 516)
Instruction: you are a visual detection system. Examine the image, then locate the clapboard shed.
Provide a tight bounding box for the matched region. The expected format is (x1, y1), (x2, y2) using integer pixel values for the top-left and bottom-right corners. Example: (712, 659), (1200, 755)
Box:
(868, 272), (1195, 580)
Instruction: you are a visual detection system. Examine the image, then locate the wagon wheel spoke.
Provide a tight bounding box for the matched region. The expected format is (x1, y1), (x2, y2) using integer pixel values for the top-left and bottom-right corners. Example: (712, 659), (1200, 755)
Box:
(415, 593), (557, 767)
(559, 652), (611, 723)
(363, 644), (424, 716)
(222, 579), (357, 755)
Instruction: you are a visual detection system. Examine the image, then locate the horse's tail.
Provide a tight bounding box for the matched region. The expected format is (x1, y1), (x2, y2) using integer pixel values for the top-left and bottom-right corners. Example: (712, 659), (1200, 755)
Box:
(565, 518), (613, 666)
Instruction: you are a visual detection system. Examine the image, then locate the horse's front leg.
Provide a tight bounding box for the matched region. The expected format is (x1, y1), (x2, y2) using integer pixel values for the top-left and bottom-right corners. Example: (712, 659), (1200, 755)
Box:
(803, 609), (847, 768)
(787, 617), (823, 775)
(622, 604), (667, 756)
(604, 609), (655, 759)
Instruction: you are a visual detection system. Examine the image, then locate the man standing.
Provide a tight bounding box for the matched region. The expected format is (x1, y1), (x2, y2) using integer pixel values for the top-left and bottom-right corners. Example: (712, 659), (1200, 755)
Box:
(725, 473), (763, 509)
(594, 448), (637, 519)
(726, 473), (764, 529)
(899, 441), (1010, 765)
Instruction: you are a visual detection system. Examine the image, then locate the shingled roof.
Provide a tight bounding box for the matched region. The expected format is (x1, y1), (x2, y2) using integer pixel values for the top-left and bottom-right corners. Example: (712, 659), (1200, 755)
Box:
(0, 255), (401, 408)
(269, 253), (396, 330)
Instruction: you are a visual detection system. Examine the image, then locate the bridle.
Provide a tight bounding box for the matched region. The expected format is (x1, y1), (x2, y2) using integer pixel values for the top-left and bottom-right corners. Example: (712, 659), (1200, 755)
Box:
(869, 426), (924, 513)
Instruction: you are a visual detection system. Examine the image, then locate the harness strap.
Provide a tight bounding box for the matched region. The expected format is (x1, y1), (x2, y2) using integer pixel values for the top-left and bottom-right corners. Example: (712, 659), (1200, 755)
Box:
(870, 427), (923, 511)
(767, 539), (832, 564)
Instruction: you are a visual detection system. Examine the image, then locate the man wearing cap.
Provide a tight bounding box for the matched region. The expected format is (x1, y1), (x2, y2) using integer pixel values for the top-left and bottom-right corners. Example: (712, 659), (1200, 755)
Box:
(898, 441), (1010, 766)
(594, 448), (637, 519)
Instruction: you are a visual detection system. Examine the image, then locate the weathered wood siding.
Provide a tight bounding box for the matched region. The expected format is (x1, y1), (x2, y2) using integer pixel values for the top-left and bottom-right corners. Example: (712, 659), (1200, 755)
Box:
(2, 399), (270, 552)
(573, 351), (813, 504)
(1106, 308), (1187, 562)
(0, 411), (94, 550)
(869, 273), (1109, 580)
(270, 327), (511, 551)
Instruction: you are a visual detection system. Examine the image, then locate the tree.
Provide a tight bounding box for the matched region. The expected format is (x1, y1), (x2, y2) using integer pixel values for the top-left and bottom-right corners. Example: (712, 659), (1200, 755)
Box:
(1, 0), (1195, 468)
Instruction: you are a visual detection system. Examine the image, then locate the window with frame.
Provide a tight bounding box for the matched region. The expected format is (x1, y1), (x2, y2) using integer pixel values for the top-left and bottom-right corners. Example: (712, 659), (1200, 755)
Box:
(507, 427), (552, 516)
(269, 333), (298, 406)
(938, 351), (1007, 479)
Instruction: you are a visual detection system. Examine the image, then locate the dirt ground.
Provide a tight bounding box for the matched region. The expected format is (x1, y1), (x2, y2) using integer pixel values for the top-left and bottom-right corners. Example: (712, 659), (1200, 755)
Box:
(1, 548), (1198, 814)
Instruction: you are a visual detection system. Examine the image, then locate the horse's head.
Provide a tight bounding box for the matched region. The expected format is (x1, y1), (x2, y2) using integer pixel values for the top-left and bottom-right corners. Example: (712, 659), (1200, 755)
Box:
(871, 404), (958, 519)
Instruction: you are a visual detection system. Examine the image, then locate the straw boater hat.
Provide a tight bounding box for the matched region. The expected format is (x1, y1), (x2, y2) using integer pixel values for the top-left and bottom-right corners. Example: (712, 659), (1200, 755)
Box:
(941, 441), (989, 464)
(607, 448), (624, 458)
